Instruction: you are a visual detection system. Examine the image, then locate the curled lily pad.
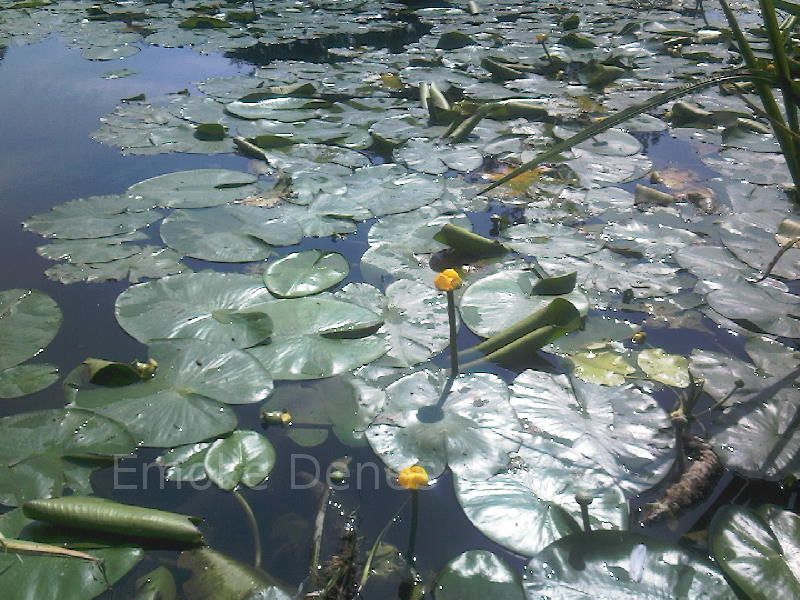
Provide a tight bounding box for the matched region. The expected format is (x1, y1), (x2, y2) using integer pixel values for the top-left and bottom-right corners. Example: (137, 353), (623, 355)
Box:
(525, 531), (735, 599)
(0, 509), (143, 600)
(335, 280), (449, 368)
(0, 408), (135, 506)
(433, 550), (525, 600)
(264, 250), (349, 298)
(455, 437), (628, 557)
(204, 431), (276, 491)
(115, 272), (274, 348)
(366, 368), (522, 480)
(511, 370), (675, 494)
(127, 169), (258, 209)
(711, 504), (800, 600)
(459, 269), (589, 339)
(248, 296), (388, 380)
(71, 339), (269, 447)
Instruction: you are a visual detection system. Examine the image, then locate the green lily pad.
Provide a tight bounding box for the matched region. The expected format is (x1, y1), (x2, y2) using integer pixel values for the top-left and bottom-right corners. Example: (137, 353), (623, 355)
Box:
(157, 442), (212, 483)
(459, 269), (589, 339)
(395, 138), (483, 175)
(248, 297), (388, 380)
(511, 370), (674, 494)
(132, 566), (177, 600)
(45, 246), (189, 284)
(23, 195), (160, 240)
(0, 408), (135, 506)
(37, 234), (145, 264)
(455, 437), (628, 557)
(366, 368), (522, 480)
(127, 169), (258, 209)
(335, 280), (449, 368)
(71, 339), (269, 447)
(638, 348), (690, 388)
(264, 250), (349, 298)
(433, 551), (525, 600)
(204, 431), (276, 491)
(0, 509), (143, 600)
(225, 98), (328, 120)
(0, 289), (62, 372)
(367, 208), (472, 253)
(525, 531), (735, 598)
(0, 364), (59, 398)
(115, 272), (274, 348)
(711, 504), (800, 600)
(570, 350), (635, 386)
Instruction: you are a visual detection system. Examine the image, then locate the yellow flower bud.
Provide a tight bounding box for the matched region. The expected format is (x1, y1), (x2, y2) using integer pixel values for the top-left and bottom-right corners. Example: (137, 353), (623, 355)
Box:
(434, 268), (462, 292)
(398, 465), (429, 490)
(536, 33), (549, 44)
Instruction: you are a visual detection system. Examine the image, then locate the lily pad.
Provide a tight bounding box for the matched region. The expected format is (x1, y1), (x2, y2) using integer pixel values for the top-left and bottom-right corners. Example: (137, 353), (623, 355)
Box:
(459, 269), (589, 339)
(706, 278), (800, 338)
(115, 272), (274, 348)
(264, 250), (349, 298)
(127, 169), (258, 209)
(638, 348), (690, 387)
(455, 437), (628, 557)
(525, 531), (735, 599)
(510, 370), (675, 494)
(248, 296), (388, 380)
(0, 289), (61, 372)
(433, 551), (525, 600)
(711, 504), (800, 600)
(570, 350), (635, 386)
(367, 368), (522, 480)
(0, 408), (135, 506)
(45, 246), (188, 284)
(204, 431), (276, 491)
(395, 138), (483, 175)
(0, 364), (59, 398)
(70, 339), (269, 447)
(335, 280), (449, 368)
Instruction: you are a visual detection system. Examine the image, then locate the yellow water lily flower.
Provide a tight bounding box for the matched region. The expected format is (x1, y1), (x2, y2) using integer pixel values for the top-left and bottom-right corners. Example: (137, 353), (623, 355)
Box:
(398, 465), (429, 490)
(434, 269), (462, 292)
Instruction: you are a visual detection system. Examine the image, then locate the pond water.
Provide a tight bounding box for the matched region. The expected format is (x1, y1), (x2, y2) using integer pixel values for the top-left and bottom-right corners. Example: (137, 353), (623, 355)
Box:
(1, 1), (799, 598)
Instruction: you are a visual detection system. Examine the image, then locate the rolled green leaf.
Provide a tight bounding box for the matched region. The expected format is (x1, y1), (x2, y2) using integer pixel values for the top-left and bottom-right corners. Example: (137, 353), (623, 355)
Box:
(23, 496), (203, 544)
(473, 324), (571, 366)
(530, 272), (577, 295)
(463, 298), (581, 360)
(434, 224), (509, 258)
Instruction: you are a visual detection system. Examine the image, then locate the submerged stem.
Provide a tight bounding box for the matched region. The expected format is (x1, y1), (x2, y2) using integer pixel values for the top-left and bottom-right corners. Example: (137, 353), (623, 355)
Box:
(233, 489), (262, 569)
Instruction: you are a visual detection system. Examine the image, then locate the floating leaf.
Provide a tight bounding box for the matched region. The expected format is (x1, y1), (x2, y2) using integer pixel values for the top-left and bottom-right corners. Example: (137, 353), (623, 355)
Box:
(0, 289), (61, 372)
(433, 551), (525, 600)
(71, 339), (268, 447)
(264, 250), (349, 298)
(0, 408), (135, 506)
(127, 170), (258, 209)
(525, 531), (735, 598)
(711, 504), (800, 600)
(459, 269), (588, 339)
(638, 348), (690, 387)
(248, 297), (388, 380)
(335, 280), (449, 368)
(204, 431), (276, 491)
(511, 370), (674, 494)
(0, 364), (59, 398)
(455, 437), (627, 557)
(115, 272), (274, 348)
(571, 350), (635, 386)
(367, 368), (522, 480)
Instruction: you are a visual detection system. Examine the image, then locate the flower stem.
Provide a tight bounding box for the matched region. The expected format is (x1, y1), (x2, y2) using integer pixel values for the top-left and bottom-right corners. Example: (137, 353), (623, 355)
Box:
(233, 489), (261, 569)
(446, 290), (459, 377)
(407, 491), (419, 564)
